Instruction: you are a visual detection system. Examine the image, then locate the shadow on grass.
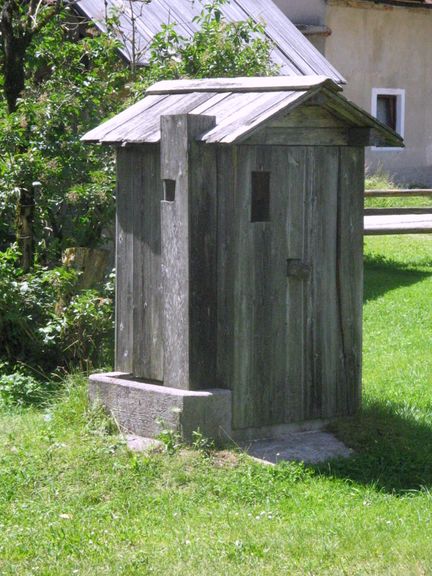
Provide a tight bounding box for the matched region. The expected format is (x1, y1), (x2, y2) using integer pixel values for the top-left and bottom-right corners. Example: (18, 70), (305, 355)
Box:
(364, 253), (431, 303)
(316, 401), (432, 494)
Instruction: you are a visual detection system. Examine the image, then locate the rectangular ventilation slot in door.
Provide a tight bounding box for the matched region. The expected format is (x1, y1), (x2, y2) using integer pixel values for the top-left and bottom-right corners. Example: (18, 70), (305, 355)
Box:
(251, 171), (270, 222)
(163, 179), (176, 202)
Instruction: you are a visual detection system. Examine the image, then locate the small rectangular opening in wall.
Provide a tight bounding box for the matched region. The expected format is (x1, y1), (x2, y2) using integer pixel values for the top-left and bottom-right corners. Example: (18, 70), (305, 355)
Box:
(371, 88), (405, 150)
(251, 171), (270, 222)
(377, 94), (397, 131)
(163, 179), (176, 202)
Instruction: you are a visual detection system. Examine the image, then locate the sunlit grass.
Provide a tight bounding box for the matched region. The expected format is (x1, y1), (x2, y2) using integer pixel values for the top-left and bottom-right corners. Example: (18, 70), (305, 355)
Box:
(1, 235), (432, 575)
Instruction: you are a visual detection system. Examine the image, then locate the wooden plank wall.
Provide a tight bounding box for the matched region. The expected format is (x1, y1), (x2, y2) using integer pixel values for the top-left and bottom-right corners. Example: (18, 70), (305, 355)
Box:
(188, 121), (218, 390)
(306, 146), (340, 420)
(336, 148), (364, 415)
(217, 144), (363, 430)
(116, 148), (134, 374)
(115, 146), (163, 381)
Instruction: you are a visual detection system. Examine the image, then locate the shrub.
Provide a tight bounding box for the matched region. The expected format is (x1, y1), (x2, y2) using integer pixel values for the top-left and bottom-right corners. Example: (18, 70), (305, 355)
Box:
(0, 246), (114, 381)
(0, 368), (49, 408)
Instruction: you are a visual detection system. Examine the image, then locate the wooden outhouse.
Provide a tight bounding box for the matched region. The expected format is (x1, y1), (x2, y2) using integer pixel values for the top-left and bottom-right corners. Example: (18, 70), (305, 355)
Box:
(83, 76), (402, 441)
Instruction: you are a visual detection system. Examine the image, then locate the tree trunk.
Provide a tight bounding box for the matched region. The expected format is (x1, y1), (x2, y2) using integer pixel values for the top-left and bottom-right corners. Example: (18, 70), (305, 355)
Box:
(16, 186), (35, 272)
(0, 2), (30, 113)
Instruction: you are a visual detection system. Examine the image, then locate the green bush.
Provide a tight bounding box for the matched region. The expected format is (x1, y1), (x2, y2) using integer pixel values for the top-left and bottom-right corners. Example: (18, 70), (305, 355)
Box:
(0, 246), (114, 382)
(0, 368), (49, 408)
(41, 286), (114, 371)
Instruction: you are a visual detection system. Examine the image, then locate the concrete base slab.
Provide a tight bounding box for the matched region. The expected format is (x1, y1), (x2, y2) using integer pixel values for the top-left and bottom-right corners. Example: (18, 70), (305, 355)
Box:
(242, 431), (352, 464)
(89, 372), (232, 442)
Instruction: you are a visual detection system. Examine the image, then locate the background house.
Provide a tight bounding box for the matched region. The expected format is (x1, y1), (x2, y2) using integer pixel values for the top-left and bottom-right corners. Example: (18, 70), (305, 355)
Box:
(78, 0), (431, 184)
(275, 0), (432, 185)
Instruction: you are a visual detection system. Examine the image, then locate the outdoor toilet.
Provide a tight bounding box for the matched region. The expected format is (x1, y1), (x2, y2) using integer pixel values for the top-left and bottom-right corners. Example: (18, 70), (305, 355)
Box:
(83, 76), (402, 442)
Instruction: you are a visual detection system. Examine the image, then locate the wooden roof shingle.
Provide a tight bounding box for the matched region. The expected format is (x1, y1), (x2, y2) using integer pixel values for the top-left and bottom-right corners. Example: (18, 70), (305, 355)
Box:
(82, 76), (403, 147)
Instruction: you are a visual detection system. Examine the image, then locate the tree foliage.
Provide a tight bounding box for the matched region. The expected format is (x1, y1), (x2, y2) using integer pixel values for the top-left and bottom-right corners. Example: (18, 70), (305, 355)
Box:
(0, 0), (276, 264)
(0, 0), (276, 384)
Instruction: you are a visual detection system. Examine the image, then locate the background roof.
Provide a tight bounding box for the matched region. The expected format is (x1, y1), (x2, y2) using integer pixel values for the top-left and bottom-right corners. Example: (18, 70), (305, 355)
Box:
(75, 0), (345, 83)
(360, 0), (432, 6)
(82, 76), (403, 147)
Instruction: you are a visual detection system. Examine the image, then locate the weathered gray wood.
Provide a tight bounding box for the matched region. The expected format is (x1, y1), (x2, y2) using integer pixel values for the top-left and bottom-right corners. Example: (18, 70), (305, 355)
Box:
(306, 147), (340, 420)
(161, 114), (217, 390)
(161, 115), (190, 390)
(96, 77), (378, 438)
(188, 119), (218, 390)
(147, 76), (340, 95)
(319, 88), (404, 147)
(115, 146), (163, 380)
(216, 147), (237, 394)
(336, 148), (364, 415)
(103, 92), (212, 144)
(132, 146), (163, 382)
(365, 189), (432, 197)
(83, 80), (402, 149)
(115, 148), (134, 373)
(365, 207), (432, 215)
(81, 95), (168, 143)
(364, 189), (432, 234)
(284, 147), (308, 424)
(207, 91), (315, 144)
(202, 90), (303, 144)
(229, 145), (309, 429)
(267, 105), (348, 128)
(234, 0), (345, 81)
(245, 127), (350, 146)
(219, 143), (363, 429)
(231, 145), (256, 428)
(286, 259), (311, 279)
(364, 214), (432, 234)
(348, 128), (374, 146)
(251, 146), (285, 427)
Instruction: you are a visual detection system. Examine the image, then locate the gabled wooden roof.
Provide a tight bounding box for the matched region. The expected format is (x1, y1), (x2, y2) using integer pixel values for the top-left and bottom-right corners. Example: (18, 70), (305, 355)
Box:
(82, 76), (403, 147)
(75, 0), (345, 83)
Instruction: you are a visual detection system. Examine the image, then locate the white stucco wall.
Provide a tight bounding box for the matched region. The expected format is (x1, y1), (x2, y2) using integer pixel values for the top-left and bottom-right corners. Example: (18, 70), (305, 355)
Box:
(325, 2), (432, 185)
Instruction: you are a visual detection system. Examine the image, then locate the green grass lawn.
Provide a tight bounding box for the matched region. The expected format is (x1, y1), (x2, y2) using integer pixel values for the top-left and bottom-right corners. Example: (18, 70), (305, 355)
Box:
(1, 235), (432, 575)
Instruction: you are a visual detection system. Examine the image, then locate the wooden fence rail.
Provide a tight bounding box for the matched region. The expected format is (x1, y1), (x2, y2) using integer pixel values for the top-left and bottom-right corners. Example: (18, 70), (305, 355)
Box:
(365, 189), (432, 198)
(364, 189), (432, 235)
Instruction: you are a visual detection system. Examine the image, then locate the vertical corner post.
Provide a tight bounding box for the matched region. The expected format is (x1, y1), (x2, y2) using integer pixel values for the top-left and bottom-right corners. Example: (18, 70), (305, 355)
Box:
(160, 114), (217, 390)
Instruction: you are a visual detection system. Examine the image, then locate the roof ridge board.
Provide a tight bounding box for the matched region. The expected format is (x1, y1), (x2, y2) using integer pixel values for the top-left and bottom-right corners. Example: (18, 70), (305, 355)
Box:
(146, 76), (341, 95)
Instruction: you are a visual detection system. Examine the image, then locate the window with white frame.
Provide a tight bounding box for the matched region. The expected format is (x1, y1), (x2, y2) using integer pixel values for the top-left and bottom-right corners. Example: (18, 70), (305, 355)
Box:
(371, 88), (405, 148)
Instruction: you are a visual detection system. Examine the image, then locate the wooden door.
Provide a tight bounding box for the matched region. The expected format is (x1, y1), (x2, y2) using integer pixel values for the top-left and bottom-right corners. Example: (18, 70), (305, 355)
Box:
(227, 145), (363, 430)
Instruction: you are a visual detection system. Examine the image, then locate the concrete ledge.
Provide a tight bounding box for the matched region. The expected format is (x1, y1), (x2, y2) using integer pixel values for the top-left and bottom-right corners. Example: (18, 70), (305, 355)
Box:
(229, 418), (332, 443)
(89, 372), (232, 442)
